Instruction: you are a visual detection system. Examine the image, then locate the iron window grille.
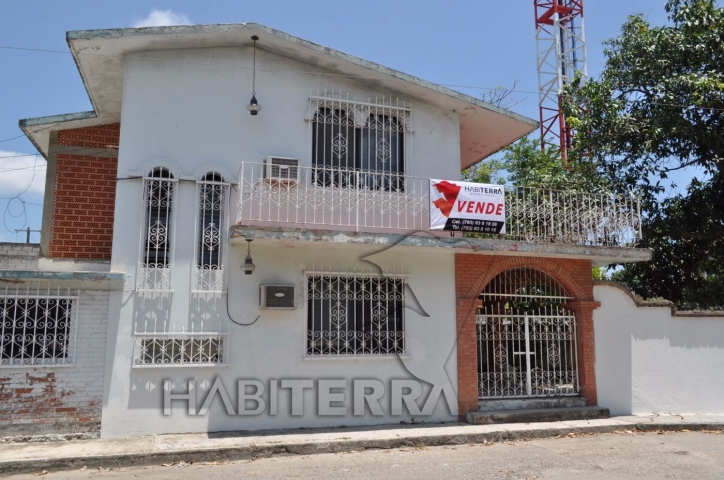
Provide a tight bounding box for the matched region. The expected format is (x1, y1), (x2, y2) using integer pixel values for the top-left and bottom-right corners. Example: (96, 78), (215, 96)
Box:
(307, 91), (412, 192)
(0, 285), (78, 367)
(306, 272), (406, 356)
(137, 167), (177, 292)
(132, 332), (228, 368)
(193, 173), (230, 293)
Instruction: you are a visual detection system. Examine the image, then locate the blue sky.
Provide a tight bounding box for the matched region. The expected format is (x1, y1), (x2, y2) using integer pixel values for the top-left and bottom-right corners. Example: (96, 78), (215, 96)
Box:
(0, 1), (684, 243)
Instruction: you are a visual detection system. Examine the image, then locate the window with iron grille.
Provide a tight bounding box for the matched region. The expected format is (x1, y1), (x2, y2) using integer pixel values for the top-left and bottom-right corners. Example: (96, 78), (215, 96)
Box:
(0, 295), (77, 367)
(306, 274), (406, 356)
(194, 172), (229, 293)
(132, 333), (228, 367)
(137, 167), (177, 292)
(308, 93), (411, 191)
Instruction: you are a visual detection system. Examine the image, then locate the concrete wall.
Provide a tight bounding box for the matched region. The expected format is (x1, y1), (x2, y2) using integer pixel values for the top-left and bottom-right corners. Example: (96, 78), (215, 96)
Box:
(0, 243), (39, 270)
(118, 45), (461, 181)
(593, 284), (724, 416)
(0, 290), (109, 437)
(98, 45), (464, 437)
(101, 242), (458, 437)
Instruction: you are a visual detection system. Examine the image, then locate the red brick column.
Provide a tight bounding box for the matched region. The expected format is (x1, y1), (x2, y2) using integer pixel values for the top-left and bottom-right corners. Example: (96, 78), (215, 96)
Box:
(564, 300), (601, 406)
(455, 255), (494, 419)
(455, 254), (600, 419)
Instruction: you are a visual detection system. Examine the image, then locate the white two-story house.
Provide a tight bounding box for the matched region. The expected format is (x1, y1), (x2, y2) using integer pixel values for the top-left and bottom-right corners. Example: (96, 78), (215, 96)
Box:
(5, 23), (650, 438)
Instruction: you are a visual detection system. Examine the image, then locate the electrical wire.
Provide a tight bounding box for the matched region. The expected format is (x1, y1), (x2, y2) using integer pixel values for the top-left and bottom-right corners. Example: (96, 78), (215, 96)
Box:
(225, 290), (260, 327)
(0, 145), (116, 160)
(0, 165), (47, 173)
(221, 188), (259, 326)
(1, 154), (42, 236)
(2, 42), (723, 121)
(0, 120), (75, 144)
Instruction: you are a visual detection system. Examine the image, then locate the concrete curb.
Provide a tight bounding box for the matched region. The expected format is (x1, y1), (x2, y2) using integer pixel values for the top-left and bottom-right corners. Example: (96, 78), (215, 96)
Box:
(1, 421), (723, 475)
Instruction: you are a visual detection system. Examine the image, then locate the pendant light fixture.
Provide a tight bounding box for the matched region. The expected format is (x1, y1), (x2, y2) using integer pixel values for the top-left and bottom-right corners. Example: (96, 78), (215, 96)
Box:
(246, 35), (261, 116)
(242, 239), (256, 275)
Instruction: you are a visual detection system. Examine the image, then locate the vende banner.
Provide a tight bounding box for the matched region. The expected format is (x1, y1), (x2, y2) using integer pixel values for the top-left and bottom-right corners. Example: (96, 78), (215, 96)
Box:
(429, 179), (506, 234)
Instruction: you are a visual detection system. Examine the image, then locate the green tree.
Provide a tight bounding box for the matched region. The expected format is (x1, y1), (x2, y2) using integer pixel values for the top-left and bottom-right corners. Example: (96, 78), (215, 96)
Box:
(464, 136), (606, 192)
(562, 0), (724, 309)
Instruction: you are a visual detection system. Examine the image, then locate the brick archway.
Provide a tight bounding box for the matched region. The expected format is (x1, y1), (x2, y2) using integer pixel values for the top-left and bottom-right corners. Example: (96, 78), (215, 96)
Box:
(455, 254), (600, 419)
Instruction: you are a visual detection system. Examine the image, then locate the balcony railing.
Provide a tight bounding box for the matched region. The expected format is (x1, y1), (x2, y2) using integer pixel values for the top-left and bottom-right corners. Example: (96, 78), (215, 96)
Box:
(237, 162), (642, 247)
(238, 162), (430, 231)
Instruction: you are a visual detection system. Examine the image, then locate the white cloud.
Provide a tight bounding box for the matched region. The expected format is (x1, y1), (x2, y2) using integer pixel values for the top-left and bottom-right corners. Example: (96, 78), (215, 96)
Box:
(133, 9), (193, 28)
(0, 151), (46, 198)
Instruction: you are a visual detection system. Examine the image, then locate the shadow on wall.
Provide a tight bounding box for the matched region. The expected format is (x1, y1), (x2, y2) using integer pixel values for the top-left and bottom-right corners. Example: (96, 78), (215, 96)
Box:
(593, 282), (724, 416)
(128, 295), (229, 412)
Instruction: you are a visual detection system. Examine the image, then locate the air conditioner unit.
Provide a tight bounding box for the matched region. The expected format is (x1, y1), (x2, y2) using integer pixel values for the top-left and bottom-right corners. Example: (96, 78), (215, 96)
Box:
(264, 156), (299, 183)
(259, 285), (296, 309)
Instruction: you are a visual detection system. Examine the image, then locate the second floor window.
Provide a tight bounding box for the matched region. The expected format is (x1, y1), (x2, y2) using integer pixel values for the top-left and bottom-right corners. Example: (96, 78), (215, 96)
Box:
(138, 167), (176, 292)
(194, 172), (229, 293)
(310, 94), (410, 191)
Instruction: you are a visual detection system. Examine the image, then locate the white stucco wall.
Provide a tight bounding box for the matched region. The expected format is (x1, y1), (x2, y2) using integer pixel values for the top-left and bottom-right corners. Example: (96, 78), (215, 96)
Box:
(593, 284), (724, 416)
(99, 44), (465, 437)
(118, 45), (461, 181)
(102, 242), (458, 437)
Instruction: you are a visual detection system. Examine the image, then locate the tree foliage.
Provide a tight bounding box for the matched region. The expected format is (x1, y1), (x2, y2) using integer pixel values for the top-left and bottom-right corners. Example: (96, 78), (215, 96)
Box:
(464, 136), (606, 192)
(562, 0), (724, 309)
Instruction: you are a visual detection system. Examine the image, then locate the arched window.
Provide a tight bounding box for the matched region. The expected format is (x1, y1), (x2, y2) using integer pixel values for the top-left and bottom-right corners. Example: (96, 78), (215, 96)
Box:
(194, 172), (229, 293)
(143, 167), (174, 268)
(138, 167), (176, 292)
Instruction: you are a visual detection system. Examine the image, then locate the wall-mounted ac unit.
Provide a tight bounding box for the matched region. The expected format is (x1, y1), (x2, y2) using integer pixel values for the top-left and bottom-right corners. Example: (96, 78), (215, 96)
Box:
(259, 285), (296, 309)
(264, 156), (299, 183)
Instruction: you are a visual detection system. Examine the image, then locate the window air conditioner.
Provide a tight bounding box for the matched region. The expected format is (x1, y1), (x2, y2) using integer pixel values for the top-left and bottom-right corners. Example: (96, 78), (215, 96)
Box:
(259, 285), (296, 309)
(264, 156), (299, 183)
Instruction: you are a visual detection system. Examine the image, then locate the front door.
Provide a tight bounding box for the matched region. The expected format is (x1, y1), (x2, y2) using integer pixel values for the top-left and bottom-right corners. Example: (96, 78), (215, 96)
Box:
(476, 268), (580, 399)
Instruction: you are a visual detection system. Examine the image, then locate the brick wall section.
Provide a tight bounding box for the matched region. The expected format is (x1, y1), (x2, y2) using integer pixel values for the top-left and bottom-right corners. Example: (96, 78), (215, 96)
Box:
(0, 290), (108, 437)
(49, 123), (120, 260)
(57, 123), (120, 149)
(455, 254), (599, 419)
(0, 243), (39, 270)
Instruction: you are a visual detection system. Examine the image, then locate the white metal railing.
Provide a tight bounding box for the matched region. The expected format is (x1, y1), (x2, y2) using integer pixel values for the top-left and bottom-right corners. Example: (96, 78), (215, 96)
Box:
(237, 163), (642, 247)
(0, 284), (78, 368)
(505, 188), (641, 247)
(238, 162), (430, 232)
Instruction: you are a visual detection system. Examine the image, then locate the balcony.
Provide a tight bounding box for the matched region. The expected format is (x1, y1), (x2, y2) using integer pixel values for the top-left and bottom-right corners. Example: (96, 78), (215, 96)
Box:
(236, 162), (642, 248)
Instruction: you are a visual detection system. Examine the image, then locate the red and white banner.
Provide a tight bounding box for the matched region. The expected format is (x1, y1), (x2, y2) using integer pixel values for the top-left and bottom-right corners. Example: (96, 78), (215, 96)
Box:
(429, 179), (506, 234)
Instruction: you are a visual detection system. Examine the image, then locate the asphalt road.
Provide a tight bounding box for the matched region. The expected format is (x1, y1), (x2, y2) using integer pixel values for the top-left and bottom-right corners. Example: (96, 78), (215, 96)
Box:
(8, 430), (724, 479)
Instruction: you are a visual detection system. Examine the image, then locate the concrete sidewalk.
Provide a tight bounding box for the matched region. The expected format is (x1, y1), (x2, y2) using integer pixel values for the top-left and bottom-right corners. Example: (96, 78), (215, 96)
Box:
(1, 415), (723, 475)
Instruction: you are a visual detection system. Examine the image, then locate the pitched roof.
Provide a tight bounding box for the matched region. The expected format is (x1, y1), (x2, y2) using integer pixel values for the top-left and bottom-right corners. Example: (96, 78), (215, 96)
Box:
(20, 23), (538, 169)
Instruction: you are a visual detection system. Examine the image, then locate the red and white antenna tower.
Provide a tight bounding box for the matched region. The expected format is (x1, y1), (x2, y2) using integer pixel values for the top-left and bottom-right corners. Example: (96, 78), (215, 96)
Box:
(534, 0), (588, 162)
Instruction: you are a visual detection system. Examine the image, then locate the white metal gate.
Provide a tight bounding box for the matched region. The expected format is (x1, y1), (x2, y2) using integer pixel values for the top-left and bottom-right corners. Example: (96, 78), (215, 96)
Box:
(477, 268), (579, 399)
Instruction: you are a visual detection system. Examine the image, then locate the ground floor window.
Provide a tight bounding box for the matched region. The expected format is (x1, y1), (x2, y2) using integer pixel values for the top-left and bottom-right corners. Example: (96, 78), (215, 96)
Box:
(132, 334), (228, 367)
(0, 295), (77, 367)
(306, 274), (405, 356)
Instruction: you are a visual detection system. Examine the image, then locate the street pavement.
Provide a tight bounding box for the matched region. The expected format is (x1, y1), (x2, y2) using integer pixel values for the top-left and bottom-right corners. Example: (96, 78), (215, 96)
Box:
(6, 430), (723, 479)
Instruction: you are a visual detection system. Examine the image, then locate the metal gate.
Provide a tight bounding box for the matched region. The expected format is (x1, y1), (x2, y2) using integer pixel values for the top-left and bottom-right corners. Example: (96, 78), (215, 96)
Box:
(477, 268), (579, 399)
